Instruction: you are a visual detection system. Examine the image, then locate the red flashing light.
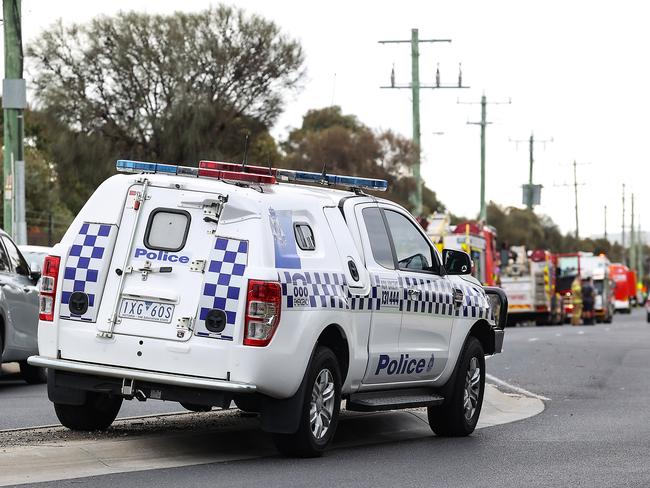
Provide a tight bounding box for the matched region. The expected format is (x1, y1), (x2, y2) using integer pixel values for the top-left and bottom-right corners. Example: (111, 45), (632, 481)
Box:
(197, 167), (276, 185)
(199, 160), (276, 177)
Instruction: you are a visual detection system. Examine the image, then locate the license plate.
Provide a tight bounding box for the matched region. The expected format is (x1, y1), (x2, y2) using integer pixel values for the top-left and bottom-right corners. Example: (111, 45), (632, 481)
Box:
(119, 299), (175, 323)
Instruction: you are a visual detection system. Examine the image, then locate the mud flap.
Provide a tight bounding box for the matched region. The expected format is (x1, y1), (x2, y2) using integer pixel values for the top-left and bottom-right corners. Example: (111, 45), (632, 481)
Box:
(47, 369), (87, 405)
(258, 347), (316, 434)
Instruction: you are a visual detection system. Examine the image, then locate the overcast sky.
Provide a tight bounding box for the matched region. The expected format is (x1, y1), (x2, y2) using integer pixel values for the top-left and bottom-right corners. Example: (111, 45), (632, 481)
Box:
(6, 0), (650, 238)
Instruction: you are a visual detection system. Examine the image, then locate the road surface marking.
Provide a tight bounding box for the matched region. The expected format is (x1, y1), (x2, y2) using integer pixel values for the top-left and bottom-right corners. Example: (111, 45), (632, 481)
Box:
(528, 337), (539, 342)
(485, 373), (551, 401)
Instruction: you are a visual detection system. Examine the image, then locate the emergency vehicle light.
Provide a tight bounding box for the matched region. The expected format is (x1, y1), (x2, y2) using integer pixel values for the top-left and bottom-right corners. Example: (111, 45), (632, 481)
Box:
(116, 160), (274, 184)
(199, 161), (387, 191)
(275, 169), (388, 191)
(116, 159), (177, 174)
(200, 160), (276, 176)
(198, 167), (276, 184)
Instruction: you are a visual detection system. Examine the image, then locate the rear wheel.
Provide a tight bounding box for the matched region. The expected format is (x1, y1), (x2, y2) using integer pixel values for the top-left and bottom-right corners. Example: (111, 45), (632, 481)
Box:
(272, 346), (341, 457)
(54, 392), (122, 431)
(428, 336), (485, 437)
(19, 361), (47, 384)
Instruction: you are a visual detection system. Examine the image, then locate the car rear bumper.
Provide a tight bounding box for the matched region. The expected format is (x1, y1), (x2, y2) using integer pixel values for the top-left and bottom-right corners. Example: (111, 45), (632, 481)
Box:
(28, 355), (257, 393)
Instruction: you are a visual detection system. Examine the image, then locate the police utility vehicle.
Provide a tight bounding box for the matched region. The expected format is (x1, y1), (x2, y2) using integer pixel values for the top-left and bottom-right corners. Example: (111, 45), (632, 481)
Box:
(29, 159), (507, 457)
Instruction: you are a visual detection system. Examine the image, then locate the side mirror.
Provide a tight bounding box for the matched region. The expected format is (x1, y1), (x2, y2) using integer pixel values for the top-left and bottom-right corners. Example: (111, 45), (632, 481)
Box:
(442, 248), (472, 275)
(30, 260), (42, 274)
(30, 270), (41, 284)
(484, 286), (508, 330)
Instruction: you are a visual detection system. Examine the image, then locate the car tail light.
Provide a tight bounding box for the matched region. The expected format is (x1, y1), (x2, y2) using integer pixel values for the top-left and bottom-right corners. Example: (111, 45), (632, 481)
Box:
(39, 255), (61, 321)
(244, 280), (282, 346)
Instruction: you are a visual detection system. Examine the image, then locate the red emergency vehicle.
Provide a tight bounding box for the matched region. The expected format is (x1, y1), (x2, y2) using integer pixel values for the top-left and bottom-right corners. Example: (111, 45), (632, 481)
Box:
(610, 263), (634, 313)
(443, 222), (498, 286)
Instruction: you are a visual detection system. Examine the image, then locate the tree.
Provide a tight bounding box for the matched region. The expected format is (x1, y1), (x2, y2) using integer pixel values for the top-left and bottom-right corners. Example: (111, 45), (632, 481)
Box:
(28, 6), (304, 213)
(282, 106), (445, 214)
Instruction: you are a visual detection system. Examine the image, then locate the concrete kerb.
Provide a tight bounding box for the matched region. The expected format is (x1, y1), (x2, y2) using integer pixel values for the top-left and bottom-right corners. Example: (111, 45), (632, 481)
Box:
(0, 381), (545, 487)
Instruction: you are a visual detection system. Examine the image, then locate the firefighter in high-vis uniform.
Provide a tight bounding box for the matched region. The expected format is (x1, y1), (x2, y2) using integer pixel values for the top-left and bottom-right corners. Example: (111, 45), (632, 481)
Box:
(571, 276), (583, 326)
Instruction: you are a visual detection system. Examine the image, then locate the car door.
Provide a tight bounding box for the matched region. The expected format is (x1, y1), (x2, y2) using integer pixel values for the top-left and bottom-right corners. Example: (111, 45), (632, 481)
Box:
(0, 236), (38, 352)
(381, 207), (454, 381)
(355, 204), (404, 385)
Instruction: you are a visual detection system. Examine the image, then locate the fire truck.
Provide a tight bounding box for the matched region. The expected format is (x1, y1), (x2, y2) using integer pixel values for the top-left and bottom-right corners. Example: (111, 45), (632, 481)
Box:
(440, 222), (498, 286)
(610, 263), (634, 313)
(500, 247), (564, 325)
(580, 254), (614, 323)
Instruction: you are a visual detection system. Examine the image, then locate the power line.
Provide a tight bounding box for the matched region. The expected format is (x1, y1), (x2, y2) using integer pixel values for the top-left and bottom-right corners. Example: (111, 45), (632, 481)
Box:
(379, 28), (469, 216)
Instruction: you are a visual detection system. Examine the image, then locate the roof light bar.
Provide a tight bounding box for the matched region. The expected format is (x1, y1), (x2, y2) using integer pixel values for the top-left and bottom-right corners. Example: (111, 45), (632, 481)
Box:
(198, 167), (276, 184)
(275, 169), (388, 191)
(116, 160), (387, 191)
(201, 161), (388, 191)
(200, 160), (275, 176)
(116, 159), (177, 174)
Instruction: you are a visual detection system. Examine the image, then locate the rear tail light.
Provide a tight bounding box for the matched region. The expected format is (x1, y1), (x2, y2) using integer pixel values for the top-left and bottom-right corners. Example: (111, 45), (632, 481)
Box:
(39, 255), (61, 321)
(244, 280), (282, 347)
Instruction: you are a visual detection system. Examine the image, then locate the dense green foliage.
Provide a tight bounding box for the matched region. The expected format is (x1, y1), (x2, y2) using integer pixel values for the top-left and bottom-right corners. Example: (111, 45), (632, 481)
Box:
(27, 6), (303, 214)
(282, 106), (445, 214)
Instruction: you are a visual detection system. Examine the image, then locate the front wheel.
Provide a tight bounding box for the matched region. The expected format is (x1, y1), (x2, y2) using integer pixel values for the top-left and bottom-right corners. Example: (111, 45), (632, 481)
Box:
(272, 346), (341, 457)
(428, 336), (485, 437)
(54, 392), (122, 431)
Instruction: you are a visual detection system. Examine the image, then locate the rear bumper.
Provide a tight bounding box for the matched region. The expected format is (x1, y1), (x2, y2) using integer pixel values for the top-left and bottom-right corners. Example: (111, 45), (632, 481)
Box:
(28, 356), (257, 393)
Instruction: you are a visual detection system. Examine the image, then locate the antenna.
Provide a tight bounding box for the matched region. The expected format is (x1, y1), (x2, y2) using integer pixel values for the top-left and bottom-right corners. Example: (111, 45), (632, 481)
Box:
(241, 132), (250, 171)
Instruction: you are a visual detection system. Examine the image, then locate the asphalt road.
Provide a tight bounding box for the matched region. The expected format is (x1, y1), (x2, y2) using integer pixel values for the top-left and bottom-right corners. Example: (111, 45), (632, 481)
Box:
(0, 365), (184, 430)
(7, 309), (650, 487)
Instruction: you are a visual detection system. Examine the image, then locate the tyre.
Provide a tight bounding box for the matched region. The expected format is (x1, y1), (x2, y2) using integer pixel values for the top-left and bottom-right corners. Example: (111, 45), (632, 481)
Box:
(272, 346), (341, 457)
(19, 361), (47, 384)
(428, 336), (485, 437)
(647, 312), (650, 323)
(54, 392), (123, 431)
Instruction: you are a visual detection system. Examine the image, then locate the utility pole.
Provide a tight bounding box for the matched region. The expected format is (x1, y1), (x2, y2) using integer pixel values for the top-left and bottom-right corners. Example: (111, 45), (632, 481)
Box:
(458, 93), (510, 223)
(573, 160), (579, 240)
(630, 194), (636, 276)
(510, 133), (552, 210)
(379, 29), (468, 216)
(3, 0), (26, 243)
(604, 205), (608, 241)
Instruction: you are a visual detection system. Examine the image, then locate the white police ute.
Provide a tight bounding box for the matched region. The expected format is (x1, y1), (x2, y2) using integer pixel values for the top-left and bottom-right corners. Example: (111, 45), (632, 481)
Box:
(29, 159), (507, 457)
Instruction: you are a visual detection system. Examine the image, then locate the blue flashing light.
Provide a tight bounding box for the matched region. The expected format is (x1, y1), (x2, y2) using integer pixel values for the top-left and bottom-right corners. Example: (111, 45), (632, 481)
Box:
(275, 169), (387, 191)
(116, 159), (178, 174)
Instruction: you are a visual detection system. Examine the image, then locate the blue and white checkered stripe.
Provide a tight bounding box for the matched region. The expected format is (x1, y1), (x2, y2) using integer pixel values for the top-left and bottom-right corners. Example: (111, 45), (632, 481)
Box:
(195, 237), (248, 341)
(456, 283), (492, 319)
(280, 271), (349, 310)
(280, 270), (490, 319)
(60, 223), (117, 322)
